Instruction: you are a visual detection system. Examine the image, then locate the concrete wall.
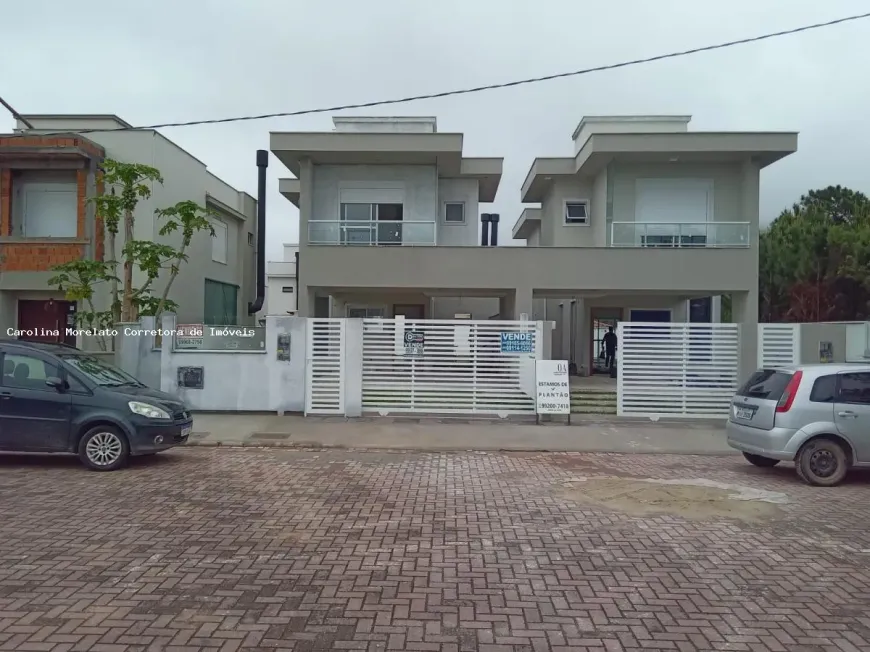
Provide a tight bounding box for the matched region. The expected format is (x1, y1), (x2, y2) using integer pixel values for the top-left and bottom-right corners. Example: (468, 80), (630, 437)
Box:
(797, 322), (870, 364)
(149, 315), (306, 412)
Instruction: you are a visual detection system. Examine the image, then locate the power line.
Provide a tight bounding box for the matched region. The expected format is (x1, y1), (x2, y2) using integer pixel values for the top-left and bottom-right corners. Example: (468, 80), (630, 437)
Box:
(7, 11), (870, 137)
(0, 95), (33, 130)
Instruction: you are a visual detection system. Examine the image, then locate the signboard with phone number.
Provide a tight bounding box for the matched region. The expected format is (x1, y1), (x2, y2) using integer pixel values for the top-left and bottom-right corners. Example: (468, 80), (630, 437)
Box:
(535, 360), (571, 415)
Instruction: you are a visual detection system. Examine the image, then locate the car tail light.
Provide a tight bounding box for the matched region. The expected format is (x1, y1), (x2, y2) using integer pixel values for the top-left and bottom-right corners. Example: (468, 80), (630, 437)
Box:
(776, 370), (803, 413)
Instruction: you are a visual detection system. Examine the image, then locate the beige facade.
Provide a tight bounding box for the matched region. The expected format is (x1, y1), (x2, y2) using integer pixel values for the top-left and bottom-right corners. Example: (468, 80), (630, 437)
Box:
(271, 114), (798, 379)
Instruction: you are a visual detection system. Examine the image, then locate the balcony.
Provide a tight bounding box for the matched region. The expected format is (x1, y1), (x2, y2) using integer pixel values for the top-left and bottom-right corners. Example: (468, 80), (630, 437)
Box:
(308, 220), (436, 246)
(610, 222), (750, 248)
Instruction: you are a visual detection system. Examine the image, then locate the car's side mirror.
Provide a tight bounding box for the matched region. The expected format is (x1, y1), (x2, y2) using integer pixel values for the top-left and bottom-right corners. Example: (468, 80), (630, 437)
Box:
(46, 376), (67, 391)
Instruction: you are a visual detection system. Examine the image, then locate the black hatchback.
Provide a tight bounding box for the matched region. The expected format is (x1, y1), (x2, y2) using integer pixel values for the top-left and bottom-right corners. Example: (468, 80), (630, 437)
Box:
(0, 339), (192, 471)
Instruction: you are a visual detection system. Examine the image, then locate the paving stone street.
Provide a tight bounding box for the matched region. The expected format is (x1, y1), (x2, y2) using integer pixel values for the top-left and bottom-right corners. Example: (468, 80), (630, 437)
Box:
(1, 448), (869, 652)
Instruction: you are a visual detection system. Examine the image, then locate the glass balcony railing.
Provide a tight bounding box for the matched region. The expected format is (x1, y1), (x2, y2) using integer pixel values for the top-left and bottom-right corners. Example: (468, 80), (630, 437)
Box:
(308, 220), (437, 246)
(610, 222), (750, 248)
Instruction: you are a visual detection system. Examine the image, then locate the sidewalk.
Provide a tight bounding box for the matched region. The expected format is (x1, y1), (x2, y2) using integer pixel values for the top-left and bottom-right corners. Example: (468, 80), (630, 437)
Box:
(187, 413), (736, 455)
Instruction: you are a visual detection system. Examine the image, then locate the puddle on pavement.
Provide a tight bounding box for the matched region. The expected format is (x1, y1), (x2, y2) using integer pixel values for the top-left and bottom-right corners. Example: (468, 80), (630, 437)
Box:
(558, 476), (788, 522)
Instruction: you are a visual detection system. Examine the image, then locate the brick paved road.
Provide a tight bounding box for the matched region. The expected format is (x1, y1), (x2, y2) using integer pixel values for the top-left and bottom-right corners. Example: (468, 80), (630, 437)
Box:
(1, 449), (869, 652)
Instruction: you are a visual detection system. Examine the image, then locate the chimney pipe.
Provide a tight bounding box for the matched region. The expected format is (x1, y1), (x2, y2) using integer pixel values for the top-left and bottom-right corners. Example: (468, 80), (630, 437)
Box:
(480, 213), (491, 247)
(489, 214), (499, 246)
(247, 149), (269, 315)
(294, 250), (299, 313)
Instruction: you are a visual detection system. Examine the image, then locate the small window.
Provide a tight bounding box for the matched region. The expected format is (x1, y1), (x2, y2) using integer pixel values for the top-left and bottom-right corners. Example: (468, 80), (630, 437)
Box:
(445, 202), (465, 224)
(281, 286), (294, 293)
(564, 201), (589, 225)
(248, 232), (254, 246)
(810, 375), (838, 403)
(211, 219), (228, 264)
(838, 372), (870, 405)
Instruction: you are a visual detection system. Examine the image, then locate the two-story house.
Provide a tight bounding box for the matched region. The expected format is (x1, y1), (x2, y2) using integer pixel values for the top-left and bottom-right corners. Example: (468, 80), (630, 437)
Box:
(0, 115), (258, 347)
(272, 116), (504, 321)
(515, 115), (797, 378)
(273, 114), (797, 381)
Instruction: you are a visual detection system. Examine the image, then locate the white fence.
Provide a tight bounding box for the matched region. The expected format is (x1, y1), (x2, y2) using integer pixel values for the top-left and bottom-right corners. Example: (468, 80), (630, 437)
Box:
(305, 319), (346, 415)
(617, 322), (740, 418)
(758, 323), (800, 368)
(361, 318), (540, 416)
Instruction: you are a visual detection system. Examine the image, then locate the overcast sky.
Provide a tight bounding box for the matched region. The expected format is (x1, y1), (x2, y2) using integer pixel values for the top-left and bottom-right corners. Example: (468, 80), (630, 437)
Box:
(3, 0), (868, 260)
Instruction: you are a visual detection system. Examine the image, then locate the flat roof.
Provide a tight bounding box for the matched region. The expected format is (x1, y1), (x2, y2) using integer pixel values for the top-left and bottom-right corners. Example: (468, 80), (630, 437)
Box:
(522, 130), (799, 202)
(271, 130), (503, 202)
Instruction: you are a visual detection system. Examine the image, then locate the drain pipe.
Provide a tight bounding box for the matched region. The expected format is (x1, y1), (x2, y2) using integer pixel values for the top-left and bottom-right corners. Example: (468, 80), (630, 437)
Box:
(294, 250), (299, 313)
(247, 149), (268, 315)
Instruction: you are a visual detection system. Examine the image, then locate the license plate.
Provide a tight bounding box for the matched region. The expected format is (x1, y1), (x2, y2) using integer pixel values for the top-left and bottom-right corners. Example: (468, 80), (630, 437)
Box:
(181, 426), (192, 437)
(734, 407), (754, 420)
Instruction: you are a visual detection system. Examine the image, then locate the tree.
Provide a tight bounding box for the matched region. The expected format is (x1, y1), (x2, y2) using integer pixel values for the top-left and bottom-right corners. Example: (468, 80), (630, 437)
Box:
(759, 185), (870, 322)
(48, 159), (215, 349)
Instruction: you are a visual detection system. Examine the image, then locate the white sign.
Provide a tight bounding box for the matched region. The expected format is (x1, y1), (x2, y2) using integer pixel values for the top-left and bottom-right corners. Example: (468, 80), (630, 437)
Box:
(535, 360), (571, 415)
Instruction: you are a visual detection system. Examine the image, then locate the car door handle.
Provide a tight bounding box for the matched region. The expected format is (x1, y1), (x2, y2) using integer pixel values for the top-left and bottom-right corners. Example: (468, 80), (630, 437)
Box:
(0, 391), (11, 399)
(838, 411), (858, 418)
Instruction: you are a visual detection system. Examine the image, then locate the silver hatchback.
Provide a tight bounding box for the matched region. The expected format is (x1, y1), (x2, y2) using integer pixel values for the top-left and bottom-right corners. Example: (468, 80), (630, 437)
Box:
(726, 364), (870, 486)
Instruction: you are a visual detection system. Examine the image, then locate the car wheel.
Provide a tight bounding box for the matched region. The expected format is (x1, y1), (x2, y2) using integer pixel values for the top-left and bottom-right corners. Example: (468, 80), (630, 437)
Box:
(78, 427), (130, 472)
(742, 452), (780, 467)
(796, 438), (848, 487)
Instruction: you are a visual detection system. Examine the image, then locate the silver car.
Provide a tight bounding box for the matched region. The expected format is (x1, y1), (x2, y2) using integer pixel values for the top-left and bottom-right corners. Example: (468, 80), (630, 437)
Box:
(726, 364), (870, 486)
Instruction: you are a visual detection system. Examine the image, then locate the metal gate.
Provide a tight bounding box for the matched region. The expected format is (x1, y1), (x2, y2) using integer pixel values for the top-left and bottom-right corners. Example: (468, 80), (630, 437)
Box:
(758, 323), (800, 368)
(617, 322), (740, 418)
(361, 318), (539, 416)
(304, 319), (346, 415)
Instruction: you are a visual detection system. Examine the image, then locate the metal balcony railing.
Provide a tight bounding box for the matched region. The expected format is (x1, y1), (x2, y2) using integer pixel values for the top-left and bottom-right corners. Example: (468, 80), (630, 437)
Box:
(610, 221), (750, 248)
(308, 220), (437, 246)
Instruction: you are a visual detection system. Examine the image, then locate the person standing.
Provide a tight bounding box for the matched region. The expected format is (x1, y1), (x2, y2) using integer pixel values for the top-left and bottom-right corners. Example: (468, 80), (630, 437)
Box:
(602, 326), (617, 371)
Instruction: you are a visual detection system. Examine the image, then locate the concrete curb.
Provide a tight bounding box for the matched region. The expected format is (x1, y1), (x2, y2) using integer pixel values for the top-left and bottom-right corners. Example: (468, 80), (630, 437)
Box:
(181, 440), (739, 456)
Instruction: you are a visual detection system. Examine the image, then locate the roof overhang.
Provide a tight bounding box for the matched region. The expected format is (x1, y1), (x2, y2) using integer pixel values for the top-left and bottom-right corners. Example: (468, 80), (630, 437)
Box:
(512, 207), (541, 240)
(271, 132), (503, 202)
(279, 178), (300, 206)
(521, 131), (799, 202)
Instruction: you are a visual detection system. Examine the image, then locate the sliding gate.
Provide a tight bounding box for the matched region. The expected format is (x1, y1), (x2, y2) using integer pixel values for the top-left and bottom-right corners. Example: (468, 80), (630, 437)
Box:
(361, 318), (540, 416)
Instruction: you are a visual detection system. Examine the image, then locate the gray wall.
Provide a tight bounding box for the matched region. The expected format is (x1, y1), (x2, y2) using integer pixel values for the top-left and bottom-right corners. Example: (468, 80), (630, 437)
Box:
(155, 315), (306, 412)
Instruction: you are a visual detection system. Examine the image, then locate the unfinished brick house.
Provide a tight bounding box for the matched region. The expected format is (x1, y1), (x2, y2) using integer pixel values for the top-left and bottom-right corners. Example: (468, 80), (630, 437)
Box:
(0, 133), (106, 346)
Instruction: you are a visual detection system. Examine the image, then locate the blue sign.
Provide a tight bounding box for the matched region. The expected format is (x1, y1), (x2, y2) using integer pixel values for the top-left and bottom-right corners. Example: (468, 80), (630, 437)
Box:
(500, 331), (534, 353)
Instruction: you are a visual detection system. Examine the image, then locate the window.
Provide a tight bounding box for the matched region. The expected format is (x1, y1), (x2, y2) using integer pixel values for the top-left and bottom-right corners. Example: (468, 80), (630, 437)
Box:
(810, 375), (838, 403)
(14, 172), (79, 238)
(204, 279), (239, 325)
(445, 202), (465, 224)
(838, 372), (870, 405)
(211, 219), (228, 264)
(1, 353), (59, 391)
(247, 232), (254, 246)
(339, 203), (404, 245)
(281, 286), (294, 293)
(564, 201), (589, 225)
(736, 369), (794, 401)
(347, 307), (385, 318)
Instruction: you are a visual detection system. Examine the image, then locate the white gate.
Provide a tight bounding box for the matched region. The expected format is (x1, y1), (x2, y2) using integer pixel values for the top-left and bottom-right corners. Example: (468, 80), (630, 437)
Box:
(361, 319), (539, 416)
(617, 322), (740, 418)
(305, 319), (346, 415)
(758, 323), (800, 368)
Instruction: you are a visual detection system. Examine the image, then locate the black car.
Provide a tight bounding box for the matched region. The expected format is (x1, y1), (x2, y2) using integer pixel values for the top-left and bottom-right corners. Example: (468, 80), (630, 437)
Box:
(0, 339), (192, 471)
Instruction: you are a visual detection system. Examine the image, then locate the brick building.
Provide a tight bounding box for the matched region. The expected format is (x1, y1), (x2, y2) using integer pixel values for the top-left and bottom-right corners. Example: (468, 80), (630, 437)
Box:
(0, 133), (106, 346)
